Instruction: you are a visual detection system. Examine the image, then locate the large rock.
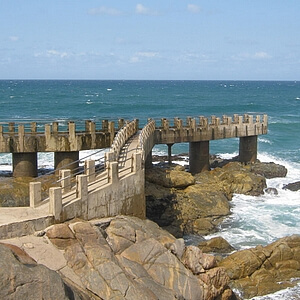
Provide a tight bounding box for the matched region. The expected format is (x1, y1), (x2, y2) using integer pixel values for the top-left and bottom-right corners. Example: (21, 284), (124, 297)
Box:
(209, 162), (267, 197)
(45, 216), (233, 300)
(219, 235), (300, 298)
(198, 237), (235, 254)
(146, 167), (195, 188)
(0, 243), (83, 300)
(250, 161), (288, 178)
(146, 162), (267, 236)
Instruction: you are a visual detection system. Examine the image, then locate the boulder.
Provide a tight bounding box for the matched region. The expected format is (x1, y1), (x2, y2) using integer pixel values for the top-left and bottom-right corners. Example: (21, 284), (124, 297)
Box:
(146, 167), (195, 188)
(174, 186), (231, 235)
(46, 223), (77, 249)
(198, 237), (235, 254)
(0, 243), (83, 300)
(219, 235), (300, 298)
(212, 162), (267, 197)
(250, 161), (288, 178)
(181, 245), (217, 274)
(264, 187), (279, 195)
(283, 181), (300, 191)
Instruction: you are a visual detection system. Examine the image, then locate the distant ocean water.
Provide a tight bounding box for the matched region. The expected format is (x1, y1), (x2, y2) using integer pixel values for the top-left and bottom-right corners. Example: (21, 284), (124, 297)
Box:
(0, 80), (300, 299)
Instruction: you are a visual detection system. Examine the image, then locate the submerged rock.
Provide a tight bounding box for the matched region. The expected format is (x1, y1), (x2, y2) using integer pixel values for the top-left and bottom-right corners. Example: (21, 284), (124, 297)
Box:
(283, 181), (300, 191)
(264, 187), (279, 195)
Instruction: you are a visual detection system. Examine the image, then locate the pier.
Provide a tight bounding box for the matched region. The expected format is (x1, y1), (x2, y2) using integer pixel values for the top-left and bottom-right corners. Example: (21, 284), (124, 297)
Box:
(0, 114), (268, 239)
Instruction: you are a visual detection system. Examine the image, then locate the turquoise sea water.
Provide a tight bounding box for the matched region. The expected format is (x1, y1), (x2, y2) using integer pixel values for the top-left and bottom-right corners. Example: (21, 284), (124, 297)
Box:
(0, 80), (300, 299)
(0, 80), (299, 160)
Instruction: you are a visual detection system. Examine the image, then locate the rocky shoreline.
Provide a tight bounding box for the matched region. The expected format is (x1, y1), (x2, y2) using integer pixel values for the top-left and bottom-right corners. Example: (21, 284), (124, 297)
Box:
(146, 155), (287, 237)
(0, 155), (300, 299)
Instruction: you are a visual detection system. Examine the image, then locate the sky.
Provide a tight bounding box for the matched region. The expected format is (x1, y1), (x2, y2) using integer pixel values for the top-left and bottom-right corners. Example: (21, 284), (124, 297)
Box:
(0, 1), (300, 80)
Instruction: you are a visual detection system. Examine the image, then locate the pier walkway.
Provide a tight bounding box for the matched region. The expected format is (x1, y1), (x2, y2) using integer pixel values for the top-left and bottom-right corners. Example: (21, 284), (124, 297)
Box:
(0, 114), (268, 239)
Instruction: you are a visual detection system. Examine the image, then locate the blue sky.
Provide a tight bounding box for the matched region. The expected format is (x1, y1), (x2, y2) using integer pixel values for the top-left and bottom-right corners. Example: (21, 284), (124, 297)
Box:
(1, 1), (299, 80)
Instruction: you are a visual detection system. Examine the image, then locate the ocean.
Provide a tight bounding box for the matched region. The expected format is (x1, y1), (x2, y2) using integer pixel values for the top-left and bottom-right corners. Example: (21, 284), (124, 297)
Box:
(0, 80), (300, 299)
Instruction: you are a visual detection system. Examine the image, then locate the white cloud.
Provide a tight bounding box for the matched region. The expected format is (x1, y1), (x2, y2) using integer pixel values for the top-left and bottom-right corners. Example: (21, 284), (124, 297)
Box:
(135, 4), (158, 15)
(232, 51), (272, 61)
(34, 50), (69, 59)
(130, 51), (159, 63)
(253, 52), (271, 59)
(9, 36), (19, 42)
(176, 52), (216, 64)
(187, 4), (201, 14)
(88, 6), (123, 16)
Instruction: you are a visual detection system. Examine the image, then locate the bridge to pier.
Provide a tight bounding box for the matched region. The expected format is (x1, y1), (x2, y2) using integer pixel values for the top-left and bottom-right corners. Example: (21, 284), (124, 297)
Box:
(0, 114), (267, 239)
(0, 114), (267, 177)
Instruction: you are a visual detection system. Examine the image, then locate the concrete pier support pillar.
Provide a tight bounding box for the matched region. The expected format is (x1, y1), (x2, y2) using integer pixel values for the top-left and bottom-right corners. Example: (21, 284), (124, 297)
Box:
(189, 141), (210, 174)
(13, 152), (38, 177)
(239, 136), (257, 163)
(54, 151), (79, 174)
(167, 143), (173, 165)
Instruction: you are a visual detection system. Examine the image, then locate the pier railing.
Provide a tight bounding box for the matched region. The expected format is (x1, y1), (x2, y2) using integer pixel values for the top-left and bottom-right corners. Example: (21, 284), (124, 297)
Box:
(138, 119), (156, 161)
(29, 119), (140, 205)
(154, 114), (268, 144)
(105, 119), (139, 162)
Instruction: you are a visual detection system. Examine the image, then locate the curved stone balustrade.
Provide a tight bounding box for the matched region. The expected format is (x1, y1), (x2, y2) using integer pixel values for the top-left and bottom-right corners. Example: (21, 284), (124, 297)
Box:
(138, 119), (156, 161)
(106, 119), (139, 162)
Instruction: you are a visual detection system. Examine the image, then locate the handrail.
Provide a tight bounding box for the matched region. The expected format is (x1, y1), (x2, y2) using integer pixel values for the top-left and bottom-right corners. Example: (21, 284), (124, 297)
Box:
(108, 119), (138, 162)
(29, 119), (139, 203)
(138, 119), (156, 161)
(8, 113), (268, 208)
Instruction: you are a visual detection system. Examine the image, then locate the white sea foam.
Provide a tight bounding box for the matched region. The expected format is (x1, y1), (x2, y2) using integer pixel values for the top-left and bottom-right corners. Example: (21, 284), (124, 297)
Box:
(0, 149), (108, 173)
(252, 282), (300, 300)
(204, 152), (300, 250)
(258, 137), (273, 145)
(38, 152), (54, 169)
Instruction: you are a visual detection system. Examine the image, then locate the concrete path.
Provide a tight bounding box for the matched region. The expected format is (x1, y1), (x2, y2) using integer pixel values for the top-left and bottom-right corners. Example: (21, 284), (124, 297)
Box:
(0, 132), (141, 240)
